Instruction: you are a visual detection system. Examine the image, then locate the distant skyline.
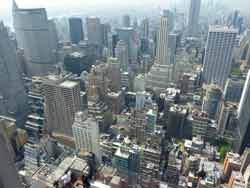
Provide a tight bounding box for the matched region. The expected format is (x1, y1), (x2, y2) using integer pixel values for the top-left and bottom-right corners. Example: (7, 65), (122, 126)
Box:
(1, 0), (249, 25)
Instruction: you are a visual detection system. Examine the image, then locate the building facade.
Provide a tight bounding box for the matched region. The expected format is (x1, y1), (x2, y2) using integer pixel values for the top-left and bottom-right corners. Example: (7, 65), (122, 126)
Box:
(203, 26), (237, 89)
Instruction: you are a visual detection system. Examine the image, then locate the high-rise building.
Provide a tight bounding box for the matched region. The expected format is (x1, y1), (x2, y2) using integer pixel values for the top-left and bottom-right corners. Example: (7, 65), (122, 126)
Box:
(64, 52), (93, 76)
(116, 27), (135, 61)
(188, 0), (201, 36)
(146, 15), (174, 93)
(43, 75), (81, 137)
(237, 70), (250, 154)
(25, 77), (44, 144)
(101, 23), (111, 47)
(122, 14), (131, 27)
(0, 121), (21, 188)
(0, 22), (27, 126)
(202, 85), (222, 119)
(156, 16), (170, 65)
(69, 17), (84, 44)
(168, 33), (177, 65)
(141, 18), (149, 39)
(203, 26), (237, 89)
(108, 57), (121, 91)
(86, 17), (102, 46)
(224, 78), (244, 103)
(115, 40), (129, 71)
(72, 111), (101, 161)
(12, 0), (55, 76)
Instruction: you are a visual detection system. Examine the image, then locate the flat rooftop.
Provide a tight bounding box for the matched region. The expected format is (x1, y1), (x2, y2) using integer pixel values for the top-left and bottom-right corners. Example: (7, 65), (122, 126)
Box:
(60, 80), (78, 88)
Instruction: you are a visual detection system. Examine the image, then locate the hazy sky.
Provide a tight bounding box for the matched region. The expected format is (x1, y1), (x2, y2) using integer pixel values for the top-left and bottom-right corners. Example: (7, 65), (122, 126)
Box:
(0, 0), (249, 25)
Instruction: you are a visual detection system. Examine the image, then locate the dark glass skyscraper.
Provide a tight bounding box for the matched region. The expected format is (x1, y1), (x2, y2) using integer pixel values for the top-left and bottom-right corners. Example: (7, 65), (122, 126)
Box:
(69, 17), (84, 44)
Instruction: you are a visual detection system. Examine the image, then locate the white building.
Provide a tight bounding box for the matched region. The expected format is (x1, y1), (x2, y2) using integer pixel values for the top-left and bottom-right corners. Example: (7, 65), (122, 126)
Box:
(188, 0), (201, 37)
(203, 26), (237, 89)
(72, 111), (101, 161)
(134, 74), (145, 92)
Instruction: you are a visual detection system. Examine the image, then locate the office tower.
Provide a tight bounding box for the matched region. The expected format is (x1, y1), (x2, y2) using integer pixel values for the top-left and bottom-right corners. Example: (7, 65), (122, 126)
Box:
(43, 76), (81, 137)
(72, 111), (101, 161)
(146, 15), (173, 93)
(134, 74), (146, 92)
(188, 0), (201, 36)
(162, 9), (175, 32)
(69, 17), (84, 44)
(145, 109), (157, 135)
(64, 52), (93, 76)
(224, 78), (244, 103)
(25, 77), (44, 143)
(113, 147), (140, 185)
(115, 40), (129, 71)
(86, 17), (102, 46)
(0, 121), (21, 188)
(167, 105), (188, 138)
(202, 85), (222, 119)
(101, 23), (111, 47)
(218, 102), (237, 135)
(48, 20), (58, 51)
(203, 26), (237, 88)
(168, 33), (177, 65)
(0, 22), (27, 126)
(122, 14), (131, 27)
(108, 57), (121, 91)
(156, 15), (170, 65)
(107, 91), (125, 114)
(239, 30), (250, 62)
(120, 72), (132, 90)
(136, 92), (146, 110)
(12, 0), (55, 76)
(141, 18), (149, 39)
(116, 27), (135, 61)
(237, 70), (250, 154)
(87, 66), (112, 132)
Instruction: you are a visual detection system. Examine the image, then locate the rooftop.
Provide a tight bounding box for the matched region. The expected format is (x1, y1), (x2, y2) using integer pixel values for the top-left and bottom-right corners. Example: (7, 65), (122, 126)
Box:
(60, 80), (78, 88)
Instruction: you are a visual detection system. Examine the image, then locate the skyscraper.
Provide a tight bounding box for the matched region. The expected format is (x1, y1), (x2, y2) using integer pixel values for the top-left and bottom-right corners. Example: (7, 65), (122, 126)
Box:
(156, 16), (169, 65)
(12, 0), (55, 76)
(69, 17), (84, 44)
(0, 22), (27, 126)
(115, 40), (129, 71)
(122, 14), (131, 27)
(141, 18), (149, 39)
(43, 76), (81, 137)
(116, 27), (135, 61)
(202, 85), (222, 119)
(203, 26), (237, 89)
(86, 17), (102, 46)
(146, 15), (174, 93)
(188, 0), (201, 37)
(237, 70), (250, 154)
(72, 111), (101, 161)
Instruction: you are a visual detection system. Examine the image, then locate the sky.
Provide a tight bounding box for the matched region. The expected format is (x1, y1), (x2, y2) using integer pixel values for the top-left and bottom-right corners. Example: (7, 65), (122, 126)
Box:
(0, 0), (249, 25)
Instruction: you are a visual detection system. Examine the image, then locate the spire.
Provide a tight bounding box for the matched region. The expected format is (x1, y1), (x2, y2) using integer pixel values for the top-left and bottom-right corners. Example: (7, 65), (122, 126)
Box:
(12, 0), (18, 11)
